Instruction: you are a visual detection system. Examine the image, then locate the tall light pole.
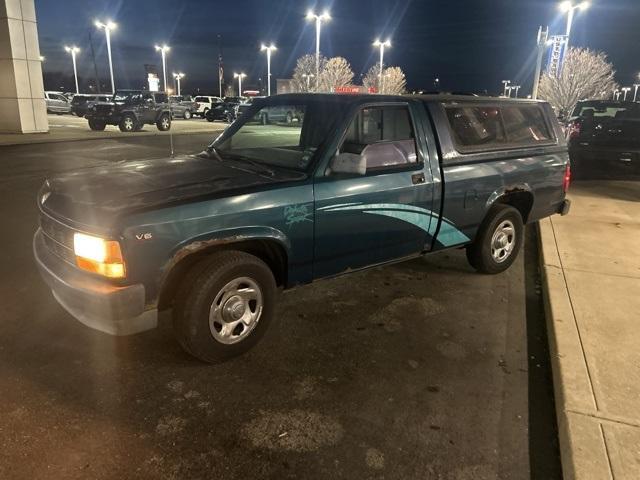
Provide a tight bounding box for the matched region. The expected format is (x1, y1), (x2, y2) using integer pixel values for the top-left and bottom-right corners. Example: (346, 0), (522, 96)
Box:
(64, 45), (80, 94)
(621, 87), (631, 101)
(512, 85), (521, 98)
(306, 10), (330, 90)
(234, 72), (246, 96)
(633, 82), (640, 102)
(373, 38), (391, 94)
(173, 72), (184, 96)
(559, 1), (590, 52)
(532, 26), (549, 99)
(302, 73), (314, 91)
(502, 80), (511, 97)
(95, 20), (117, 93)
(155, 45), (170, 92)
(260, 43), (277, 96)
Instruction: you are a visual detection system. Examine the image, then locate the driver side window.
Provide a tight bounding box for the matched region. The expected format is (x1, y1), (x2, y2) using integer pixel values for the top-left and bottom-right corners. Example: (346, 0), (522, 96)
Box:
(341, 105), (418, 171)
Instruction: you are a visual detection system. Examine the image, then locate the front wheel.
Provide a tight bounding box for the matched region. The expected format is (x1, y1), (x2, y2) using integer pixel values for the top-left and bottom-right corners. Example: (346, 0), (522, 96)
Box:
(466, 204), (523, 274)
(183, 110), (192, 119)
(173, 251), (277, 363)
(156, 113), (171, 131)
(119, 114), (136, 132)
(88, 118), (106, 131)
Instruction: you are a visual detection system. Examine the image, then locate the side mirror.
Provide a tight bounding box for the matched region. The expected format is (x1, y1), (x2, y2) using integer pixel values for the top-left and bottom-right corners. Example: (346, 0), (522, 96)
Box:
(328, 152), (366, 176)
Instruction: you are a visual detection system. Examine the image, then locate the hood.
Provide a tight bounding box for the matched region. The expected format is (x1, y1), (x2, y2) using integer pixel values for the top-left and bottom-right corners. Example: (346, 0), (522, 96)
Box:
(40, 154), (305, 231)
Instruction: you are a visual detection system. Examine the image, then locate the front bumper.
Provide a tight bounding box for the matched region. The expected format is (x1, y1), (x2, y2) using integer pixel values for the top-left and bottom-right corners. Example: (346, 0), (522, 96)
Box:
(33, 229), (157, 336)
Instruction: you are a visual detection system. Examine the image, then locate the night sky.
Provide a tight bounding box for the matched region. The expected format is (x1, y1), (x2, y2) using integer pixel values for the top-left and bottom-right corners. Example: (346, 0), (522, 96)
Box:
(36, 0), (640, 96)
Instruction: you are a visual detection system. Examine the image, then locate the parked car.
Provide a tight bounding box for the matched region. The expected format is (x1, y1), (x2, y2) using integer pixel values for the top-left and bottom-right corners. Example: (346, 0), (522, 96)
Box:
(45, 91), (71, 114)
(70, 94), (112, 117)
(205, 96), (246, 122)
(33, 94), (570, 363)
(193, 95), (223, 117)
(84, 90), (172, 132)
(566, 100), (640, 180)
(169, 95), (196, 119)
(235, 96), (264, 117)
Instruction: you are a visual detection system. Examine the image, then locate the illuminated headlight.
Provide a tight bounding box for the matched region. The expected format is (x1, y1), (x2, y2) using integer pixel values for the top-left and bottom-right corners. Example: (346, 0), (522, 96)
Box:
(73, 232), (126, 278)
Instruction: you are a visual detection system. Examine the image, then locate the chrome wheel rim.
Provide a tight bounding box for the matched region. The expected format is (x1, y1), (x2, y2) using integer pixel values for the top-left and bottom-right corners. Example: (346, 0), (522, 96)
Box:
(124, 118), (134, 130)
(491, 220), (516, 263)
(209, 277), (263, 344)
(161, 117), (170, 129)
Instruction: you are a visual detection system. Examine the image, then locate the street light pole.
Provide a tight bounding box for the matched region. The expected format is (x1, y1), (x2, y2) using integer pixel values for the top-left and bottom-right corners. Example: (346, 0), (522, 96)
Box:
(173, 73), (184, 96)
(621, 87), (631, 101)
(633, 83), (640, 102)
(502, 80), (511, 97)
(306, 10), (330, 90)
(155, 45), (170, 92)
(532, 26), (549, 99)
(373, 39), (391, 94)
(260, 44), (277, 96)
(302, 73), (314, 92)
(64, 45), (80, 94)
(512, 85), (521, 98)
(559, 1), (590, 52)
(95, 20), (117, 93)
(234, 72), (246, 96)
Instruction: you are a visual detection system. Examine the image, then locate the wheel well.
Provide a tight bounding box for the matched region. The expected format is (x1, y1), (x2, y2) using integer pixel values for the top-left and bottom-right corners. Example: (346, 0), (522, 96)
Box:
(494, 190), (534, 223)
(157, 239), (288, 311)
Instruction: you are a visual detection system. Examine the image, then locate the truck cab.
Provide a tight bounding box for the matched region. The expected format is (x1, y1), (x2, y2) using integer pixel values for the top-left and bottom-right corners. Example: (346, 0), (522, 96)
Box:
(34, 94), (570, 363)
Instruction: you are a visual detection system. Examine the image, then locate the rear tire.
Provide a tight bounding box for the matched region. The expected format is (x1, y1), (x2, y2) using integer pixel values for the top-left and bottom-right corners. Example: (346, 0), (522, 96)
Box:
(119, 114), (136, 132)
(156, 113), (171, 131)
(172, 251), (277, 363)
(88, 118), (106, 131)
(183, 110), (192, 120)
(466, 204), (523, 274)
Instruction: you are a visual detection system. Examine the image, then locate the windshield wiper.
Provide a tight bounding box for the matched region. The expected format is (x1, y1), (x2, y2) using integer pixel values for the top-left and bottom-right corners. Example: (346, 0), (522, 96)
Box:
(217, 152), (276, 177)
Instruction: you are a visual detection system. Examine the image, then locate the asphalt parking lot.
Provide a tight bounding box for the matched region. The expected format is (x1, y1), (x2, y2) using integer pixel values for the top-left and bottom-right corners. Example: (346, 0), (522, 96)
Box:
(0, 133), (561, 479)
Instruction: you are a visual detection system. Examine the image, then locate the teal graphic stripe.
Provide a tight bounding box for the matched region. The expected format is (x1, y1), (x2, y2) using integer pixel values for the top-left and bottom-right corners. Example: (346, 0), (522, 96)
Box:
(320, 202), (469, 246)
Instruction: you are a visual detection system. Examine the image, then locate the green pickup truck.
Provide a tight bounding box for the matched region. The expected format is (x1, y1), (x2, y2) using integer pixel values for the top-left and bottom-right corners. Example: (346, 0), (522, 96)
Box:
(34, 93), (570, 362)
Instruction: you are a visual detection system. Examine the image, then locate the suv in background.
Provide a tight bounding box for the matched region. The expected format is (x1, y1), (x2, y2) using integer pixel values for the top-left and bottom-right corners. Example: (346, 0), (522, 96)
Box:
(566, 100), (640, 179)
(193, 95), (222, 117)
(169, 95), (196, 119)
(45, 91), (71, 114)
(85, 90), (172, 132)
(71, 94), (111, 117)
(205, 96), (246, 122)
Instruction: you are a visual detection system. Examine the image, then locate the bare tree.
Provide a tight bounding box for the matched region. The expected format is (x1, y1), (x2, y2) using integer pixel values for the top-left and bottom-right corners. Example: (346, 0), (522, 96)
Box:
(292, 54), (327, 93)
(538, 48), (618, 117)
(381, 67), (406, 95)
(318, 57), (354, 93)
(362, 65), (406, 94)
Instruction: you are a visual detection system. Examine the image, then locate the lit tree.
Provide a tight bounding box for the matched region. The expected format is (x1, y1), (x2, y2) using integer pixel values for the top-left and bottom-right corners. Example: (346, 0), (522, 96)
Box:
(292, 54), (327, 93)
(538, 48), (618, 117)
(318, 57), (354, 93)
(363, 64), (406, 94)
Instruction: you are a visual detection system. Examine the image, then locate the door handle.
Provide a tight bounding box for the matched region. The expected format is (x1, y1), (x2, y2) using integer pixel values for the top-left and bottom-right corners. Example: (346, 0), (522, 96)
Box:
(411, 173), (426, 185)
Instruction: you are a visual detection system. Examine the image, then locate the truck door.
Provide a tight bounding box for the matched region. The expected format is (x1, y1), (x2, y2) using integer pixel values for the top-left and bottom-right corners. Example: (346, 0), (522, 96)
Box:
(313, 102), (436, 279)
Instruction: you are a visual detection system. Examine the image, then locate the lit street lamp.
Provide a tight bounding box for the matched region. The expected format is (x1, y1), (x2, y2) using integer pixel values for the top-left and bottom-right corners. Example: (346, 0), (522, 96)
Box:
(302, 73), (314, 91)
(234, 72), (247, 96)
(260, 43), (277, 96)
(95, 20), (117, 93)
(155, 45), (170, 92)
(502, 80), (511, 97)
(559, 1), (590, 51)
(306, 9), (330, 90)
(511, 85), (521, 98)
(173, 72), (184, 96)
(64, 45), (80, 94)
(621, 87), (631, 101)
(373, 38), (391, 94)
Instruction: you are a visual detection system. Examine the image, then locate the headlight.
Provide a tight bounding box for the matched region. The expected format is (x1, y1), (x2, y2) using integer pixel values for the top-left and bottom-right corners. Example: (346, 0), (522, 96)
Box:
(73, 232), (126, 278)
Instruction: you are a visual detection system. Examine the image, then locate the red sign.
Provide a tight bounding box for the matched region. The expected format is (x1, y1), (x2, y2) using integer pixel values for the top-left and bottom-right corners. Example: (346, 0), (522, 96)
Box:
(334, 86), (361, 94)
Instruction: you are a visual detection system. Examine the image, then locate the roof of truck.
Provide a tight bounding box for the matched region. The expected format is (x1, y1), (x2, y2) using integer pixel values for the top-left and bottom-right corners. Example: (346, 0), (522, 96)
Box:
(268, 93), (544, 104)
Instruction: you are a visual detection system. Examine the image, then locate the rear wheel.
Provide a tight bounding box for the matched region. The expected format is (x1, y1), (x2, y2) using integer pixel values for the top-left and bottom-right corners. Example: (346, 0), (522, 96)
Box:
(183, 110), (192, 120)
(156, 113), (171, 131)
(466, 204), (523, 274)
(119, 114), (136, 132)
(88, 118), (106, 131)
(285, 112), (293, 123)
(173, 251), (277, 363)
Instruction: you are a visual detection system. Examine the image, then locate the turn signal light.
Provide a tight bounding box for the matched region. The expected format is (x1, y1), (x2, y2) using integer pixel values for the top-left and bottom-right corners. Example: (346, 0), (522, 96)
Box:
(73, 233), (126, 278)
(562, 164), (571, 193)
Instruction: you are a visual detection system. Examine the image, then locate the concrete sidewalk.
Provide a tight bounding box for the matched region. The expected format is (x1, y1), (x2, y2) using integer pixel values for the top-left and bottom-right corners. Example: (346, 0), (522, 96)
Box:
(539, 181), (640, 479)
(0, 114), (225, 146)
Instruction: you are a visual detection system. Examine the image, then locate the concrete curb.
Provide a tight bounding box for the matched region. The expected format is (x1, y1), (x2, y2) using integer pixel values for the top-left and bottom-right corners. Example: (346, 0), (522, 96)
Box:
(537, 218), (612, 480)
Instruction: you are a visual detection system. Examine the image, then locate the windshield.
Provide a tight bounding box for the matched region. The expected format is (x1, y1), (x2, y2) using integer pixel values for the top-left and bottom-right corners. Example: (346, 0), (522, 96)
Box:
(212, 101), (346, 172)
(572, 102), (629, 120)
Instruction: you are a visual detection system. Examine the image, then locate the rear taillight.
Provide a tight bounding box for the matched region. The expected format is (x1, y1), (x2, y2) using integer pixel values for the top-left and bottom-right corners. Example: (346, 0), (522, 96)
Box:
(562, 164), (571, 193)
(566, 120), (581, 140)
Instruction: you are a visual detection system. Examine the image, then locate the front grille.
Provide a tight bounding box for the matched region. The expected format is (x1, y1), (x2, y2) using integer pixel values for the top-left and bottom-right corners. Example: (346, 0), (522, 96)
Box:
(40, 213), (75, 265)
(95, 105), (113, 114)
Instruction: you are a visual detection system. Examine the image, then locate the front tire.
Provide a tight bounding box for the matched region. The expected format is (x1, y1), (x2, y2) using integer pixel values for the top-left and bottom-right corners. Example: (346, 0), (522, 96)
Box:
(88, 118), (106, 131)
(156, 113), (171, 131)
(466, 204), (523, 274)
(119, 114), (136, 132)
(173, 251), (277, 363)
(183, 110), (192, 119)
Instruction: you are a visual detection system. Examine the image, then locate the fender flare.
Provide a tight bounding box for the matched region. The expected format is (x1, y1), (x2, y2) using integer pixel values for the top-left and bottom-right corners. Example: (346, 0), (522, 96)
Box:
(485, 183), (533, 211)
